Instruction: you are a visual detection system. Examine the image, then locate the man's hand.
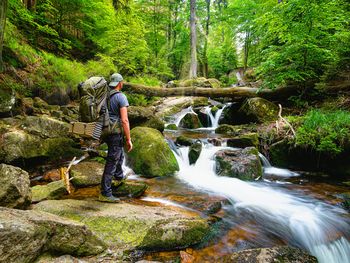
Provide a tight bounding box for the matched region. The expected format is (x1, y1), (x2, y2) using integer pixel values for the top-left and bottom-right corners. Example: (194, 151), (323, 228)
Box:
(126, 139), (133, 152)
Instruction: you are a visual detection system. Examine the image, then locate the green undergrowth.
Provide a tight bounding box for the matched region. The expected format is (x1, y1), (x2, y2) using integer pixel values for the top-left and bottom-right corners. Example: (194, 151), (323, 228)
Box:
(3, 21), (115, 93)
(295, 109), (350, 155)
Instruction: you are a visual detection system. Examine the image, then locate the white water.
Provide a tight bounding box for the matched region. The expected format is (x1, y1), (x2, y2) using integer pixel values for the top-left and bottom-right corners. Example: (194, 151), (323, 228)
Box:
(259, 153), (300, 178)
(203, 105), (226, 129)
(173, 144), (350, 263)
(173, 106), (196, 127)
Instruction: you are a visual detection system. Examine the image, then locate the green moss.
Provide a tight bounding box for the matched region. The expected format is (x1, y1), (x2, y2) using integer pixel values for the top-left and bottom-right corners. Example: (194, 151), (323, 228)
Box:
(128, 127), (179, 177)
(142, 117), (165, 132)
(211, 106), (219, 114)
(112, 182), (148, 198)
(179, 113), (203, 129)
(215, 124), (239, 135)
(165, 124), (178, 130)
(31, 180), (67, 203)
(176, 136), (193, 146)
(140, 219), (209, 250)
(227, 133), (259, 148)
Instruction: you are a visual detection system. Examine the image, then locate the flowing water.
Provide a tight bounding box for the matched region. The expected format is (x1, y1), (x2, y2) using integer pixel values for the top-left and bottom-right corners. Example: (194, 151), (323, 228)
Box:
(171, 144), (350, 263)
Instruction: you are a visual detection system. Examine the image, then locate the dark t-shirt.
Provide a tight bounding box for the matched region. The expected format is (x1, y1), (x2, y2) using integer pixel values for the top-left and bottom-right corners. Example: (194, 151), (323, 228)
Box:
(109, 92), (129, 123)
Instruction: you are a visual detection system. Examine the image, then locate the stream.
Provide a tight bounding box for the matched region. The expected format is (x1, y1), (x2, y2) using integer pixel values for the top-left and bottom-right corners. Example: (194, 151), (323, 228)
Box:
(142, 105), (350, 263)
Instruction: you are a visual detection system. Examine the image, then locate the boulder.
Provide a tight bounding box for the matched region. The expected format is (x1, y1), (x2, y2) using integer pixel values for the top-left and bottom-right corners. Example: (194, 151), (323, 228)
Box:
(238, 98), (279, 123)
(142, 116), (165, 132)
(221, 246), (317, 263)
(0, 117), (82, 164)
(33, 199), (210, 251)
(35, 254), (88, 263)
(128, 106), (154, 128)
(127, 127), (179, 178)
(196, 107), (211, 127)
(31, 180), (67, 203)
(112, 181), (148, 198)
(165, 124), (178, 130)
(179, 113), (203, 129)
(177, 77), (221, 88)
(0, 207), (106, 263)
(0, 164), (31, 208)
(176, 136), (194, 146)
(207, 138), (222, 146)
(0, 129), (82, 163)
(0, 87), (15, 116)
(189, 141), (202, 165)
(19, 116), (69, 138)
(70, 161), (105, 187)
(215, 147), (263, 181)
(227, 133), (259, 148)
(215, 124), (239, 136)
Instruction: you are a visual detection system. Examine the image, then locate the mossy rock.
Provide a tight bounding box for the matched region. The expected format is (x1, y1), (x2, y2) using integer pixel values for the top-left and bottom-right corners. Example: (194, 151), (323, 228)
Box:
(112, 181), (148, 198)
(165, 124), (178, 130)
(70, 161), (105, 187)
(227, 133), (259, 148)
(178, 77), (221, 88)
(0, 164), (31, 209)
(0, 206), (106, 262)
(176, 136), (194, 146)
(215, 124), (239, 136)
(142, 117), (165, 132)
(222, 246), (317, 263)
(215, 147), (262, 181)
(189, 141), (202, 165)
(127, 127), (179, 178)
(33, 199), (210, 251)
(0, 130), (82, 163)
(179, 113), (203, 129)
(238, 98), (278, 123)
(31, 180), (67, 203)
(211, 106), (219, 114)
(20, 116), (70, 138)
(0, 87), (15, 114)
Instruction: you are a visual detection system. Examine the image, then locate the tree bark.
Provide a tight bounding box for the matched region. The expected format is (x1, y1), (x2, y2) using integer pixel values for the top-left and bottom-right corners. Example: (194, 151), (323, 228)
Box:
(203, 0), (210, 78)
(123, 82), (298, 102)
(189, 0), (197, 78)
(0, 0), (8, 72)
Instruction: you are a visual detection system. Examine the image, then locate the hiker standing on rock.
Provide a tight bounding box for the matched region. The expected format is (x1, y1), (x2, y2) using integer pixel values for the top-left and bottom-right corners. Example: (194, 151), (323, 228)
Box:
(99, 73), (133, 202)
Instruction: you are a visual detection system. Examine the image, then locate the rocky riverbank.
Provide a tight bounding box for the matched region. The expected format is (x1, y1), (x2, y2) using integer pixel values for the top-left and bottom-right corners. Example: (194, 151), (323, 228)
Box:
(2, 92), (346, 262)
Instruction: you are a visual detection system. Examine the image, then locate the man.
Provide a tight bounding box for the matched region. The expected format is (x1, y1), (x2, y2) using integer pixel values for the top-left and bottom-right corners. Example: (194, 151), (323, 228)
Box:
(99, 73), (133, 202)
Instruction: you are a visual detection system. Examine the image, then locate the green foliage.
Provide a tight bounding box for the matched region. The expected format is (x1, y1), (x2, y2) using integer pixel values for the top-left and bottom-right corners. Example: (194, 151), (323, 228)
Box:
(256, 0), (350, 88)
(124, 93), (158, 107)
(296, 109), (350, 155)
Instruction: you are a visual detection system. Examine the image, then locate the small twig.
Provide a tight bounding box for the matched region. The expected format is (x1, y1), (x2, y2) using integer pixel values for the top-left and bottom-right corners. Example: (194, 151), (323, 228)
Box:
(60, 156), (77, 194)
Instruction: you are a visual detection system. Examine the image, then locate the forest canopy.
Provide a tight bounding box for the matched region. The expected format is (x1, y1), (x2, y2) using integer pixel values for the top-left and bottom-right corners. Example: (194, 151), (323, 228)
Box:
(1, 0), (349, 90)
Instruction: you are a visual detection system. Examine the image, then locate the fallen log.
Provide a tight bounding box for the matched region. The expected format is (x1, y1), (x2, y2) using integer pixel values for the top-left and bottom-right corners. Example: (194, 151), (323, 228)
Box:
(123, 82), (298, 102)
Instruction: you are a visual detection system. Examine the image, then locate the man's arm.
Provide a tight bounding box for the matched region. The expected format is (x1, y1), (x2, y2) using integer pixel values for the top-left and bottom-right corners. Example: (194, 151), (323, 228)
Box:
(120, 107), (133, 152)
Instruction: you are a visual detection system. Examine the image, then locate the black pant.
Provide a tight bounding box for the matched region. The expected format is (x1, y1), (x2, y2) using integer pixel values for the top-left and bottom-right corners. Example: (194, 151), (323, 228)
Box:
(101, 133), (124, 197)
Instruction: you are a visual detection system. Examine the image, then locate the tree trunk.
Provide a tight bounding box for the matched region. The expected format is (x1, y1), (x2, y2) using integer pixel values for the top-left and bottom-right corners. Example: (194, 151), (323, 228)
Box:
(189, 0), (197, 78)
(0, 0), (8, 72)
(123, 82), (298, 102)
(203, 0), (210, 78)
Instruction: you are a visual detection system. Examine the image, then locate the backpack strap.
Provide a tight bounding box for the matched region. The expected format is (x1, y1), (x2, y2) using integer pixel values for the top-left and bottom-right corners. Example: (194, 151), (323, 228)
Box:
(107, 89), (120, 112)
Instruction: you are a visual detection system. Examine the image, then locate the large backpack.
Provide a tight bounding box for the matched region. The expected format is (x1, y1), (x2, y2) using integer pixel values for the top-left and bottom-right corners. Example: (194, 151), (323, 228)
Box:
(70, 76), (119, 139)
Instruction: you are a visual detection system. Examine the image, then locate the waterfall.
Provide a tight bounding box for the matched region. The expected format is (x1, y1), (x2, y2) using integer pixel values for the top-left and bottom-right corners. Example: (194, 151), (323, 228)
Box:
(173, 144), (350, 263)
(259, 153), (300, 178)
(202, 105), (226, 129)
(172, 106), (195, 127)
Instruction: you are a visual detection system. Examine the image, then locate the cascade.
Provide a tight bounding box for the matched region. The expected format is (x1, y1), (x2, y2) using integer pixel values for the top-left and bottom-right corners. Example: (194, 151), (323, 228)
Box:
(172, 144), (350, 263)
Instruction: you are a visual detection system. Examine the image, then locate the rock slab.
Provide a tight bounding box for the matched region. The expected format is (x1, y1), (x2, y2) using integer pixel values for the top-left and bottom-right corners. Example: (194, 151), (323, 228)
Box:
(0, 164), (31, 208)
(33, 199), (210, 251)
(0, 207), (106, 263)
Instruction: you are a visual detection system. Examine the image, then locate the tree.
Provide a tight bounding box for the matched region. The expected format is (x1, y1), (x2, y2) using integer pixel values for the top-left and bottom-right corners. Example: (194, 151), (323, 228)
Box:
(189, 0), (197, 78)
(0, 0), (7, 72)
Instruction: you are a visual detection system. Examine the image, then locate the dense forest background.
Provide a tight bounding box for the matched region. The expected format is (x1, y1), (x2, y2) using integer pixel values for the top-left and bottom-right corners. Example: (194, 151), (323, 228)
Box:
(0, 0), (349, 95)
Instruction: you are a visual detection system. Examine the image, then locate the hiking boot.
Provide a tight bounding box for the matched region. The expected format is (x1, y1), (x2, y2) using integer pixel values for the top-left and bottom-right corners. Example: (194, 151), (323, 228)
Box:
(98, 194), (120, 203)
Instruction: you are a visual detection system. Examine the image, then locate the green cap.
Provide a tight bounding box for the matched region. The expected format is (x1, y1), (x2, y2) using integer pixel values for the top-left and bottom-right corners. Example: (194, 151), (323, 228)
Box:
(109, 73), (123, 87)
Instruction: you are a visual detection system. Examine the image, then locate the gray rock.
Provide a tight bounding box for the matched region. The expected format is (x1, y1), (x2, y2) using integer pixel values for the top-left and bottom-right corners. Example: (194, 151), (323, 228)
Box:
(215, 147), (263, 181)
(31, 180), (67, 203)
(227, 132), (259, 148)
(0, 207), (106, 263)
(70, 161), (104, 187)
(33, 199), (210, 251)
(0, 164), (31, 208)
(0, 88), (16, 115)
(35, 254), (88, 263)
(221, 246), (318, 263)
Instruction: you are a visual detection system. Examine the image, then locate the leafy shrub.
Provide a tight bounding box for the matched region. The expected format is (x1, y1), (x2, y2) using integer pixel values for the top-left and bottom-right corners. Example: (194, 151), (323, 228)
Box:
(296, 109), (350, 155)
